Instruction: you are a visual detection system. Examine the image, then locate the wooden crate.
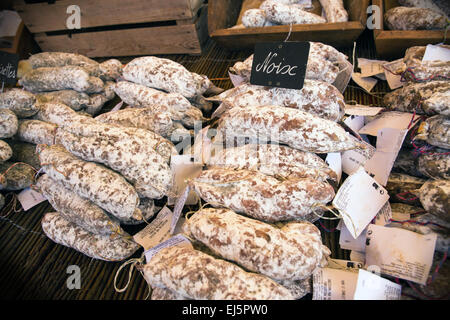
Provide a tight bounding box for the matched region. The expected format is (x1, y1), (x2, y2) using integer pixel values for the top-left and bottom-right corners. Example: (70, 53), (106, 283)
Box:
(13, 0), (209, 57)
(0, 22), (40, 59)
(373, 0), (448, 59)
(208, 0), (370, 50)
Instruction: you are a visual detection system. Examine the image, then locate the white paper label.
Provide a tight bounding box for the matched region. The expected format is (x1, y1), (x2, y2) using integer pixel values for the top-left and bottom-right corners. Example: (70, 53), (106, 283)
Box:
(313, 268), (359, 300)
(359, 111), (415, 136)
(365, 224), (437, 285)
(383, 59), (405, 90)
(144, 234), (193, 263)
(374, 202), (392, 226)
(364, 128), (408, 186)
(341, 140), (376, 176)
(352, 73), (378, 93)
(358, 58), (388, 78)
(170, 185), (190, 234)
(332, 167), (390, 239)
(133, 206), (174, 251)
(193, 125), (212, 164)
(339, 224), (367, 252)
(422, 44), (450, 62)
(168, 155), (202, 206)
(328, 259), (364, 270)
(345, 104), (384, 117)
(353, 269), (402, 300)
(17, 187), (46, 211)
(325, 152), (342, 183)
(350, 251), (366, 264)
(228, 71), (246, 87)
(344, 115), (365, 132)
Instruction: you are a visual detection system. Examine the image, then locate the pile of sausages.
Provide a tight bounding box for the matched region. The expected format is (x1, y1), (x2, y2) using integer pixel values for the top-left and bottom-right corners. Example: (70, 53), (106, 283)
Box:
(240, 0), (348, 28)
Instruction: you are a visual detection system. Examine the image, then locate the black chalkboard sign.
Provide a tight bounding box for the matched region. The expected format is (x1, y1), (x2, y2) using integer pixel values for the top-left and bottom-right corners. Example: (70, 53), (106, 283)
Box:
(250, 42), (310, 90)
(0, 51), (19, 85)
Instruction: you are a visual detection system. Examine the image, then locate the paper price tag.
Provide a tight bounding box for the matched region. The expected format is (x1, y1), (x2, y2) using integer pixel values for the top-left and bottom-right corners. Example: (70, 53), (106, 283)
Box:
(365, 224), (437, 285)
(170, 185), (190, 235)
(345, 104), (384, 117)
(228, 71), (246, 88)
(382, 59), (405, 90)
(313, 268), (359, 300)
(332, 167), (390, 239)
(350, 251), (366, 264)
(332, 60), (353, 93)
(358, 58), (388, 78)
(339, 224), (367, 252)
(353, 269), (401, 300)
(341, 141), (376, 176)
(168, 155), (202, 206)
(422, 44), (450, 62)
(144, 234), (193, 263)
(359, 111), (414, 136)
(374, 202), (392, 226)
(133, 206), (174, 251)
(17, 187), (46, 211)
(344, 115), (365, 132)
(351, 73), (378, 93)
(328, 259), (364, 270)
(325, 152), (342, 183)
(364, 128), (408, 186)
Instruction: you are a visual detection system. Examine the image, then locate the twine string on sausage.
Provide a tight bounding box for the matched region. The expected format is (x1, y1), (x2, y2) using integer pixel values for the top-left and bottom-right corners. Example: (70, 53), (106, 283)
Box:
(113, 252), (146, 294)
(311, 203), (358, 238)
(0, 162), (39, 186)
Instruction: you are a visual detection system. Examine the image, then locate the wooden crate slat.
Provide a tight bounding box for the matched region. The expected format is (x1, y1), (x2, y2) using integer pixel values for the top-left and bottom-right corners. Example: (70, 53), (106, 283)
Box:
(14, 0), (195, 33)
(34, 25), (202, 57)
(211, 22), (364, 49)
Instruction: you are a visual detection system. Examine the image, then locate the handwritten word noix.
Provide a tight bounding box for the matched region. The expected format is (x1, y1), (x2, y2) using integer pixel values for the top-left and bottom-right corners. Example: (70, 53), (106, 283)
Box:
(255, 52), (298, 76)
(0, 63), (16, 79)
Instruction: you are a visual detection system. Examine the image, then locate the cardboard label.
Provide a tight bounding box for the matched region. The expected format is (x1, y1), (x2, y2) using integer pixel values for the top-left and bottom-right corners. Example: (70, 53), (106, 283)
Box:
(0, 50), (19, 84)
(133, 206), (174, 251)
(351, 73), (378, 93)
(353, 269), (402, 300)
(144, 234), (193, 263)
(313, 268), (359, 300)
(365, 224), (437, 285)
(168, 155), (202, 206)
(17, 187), (46, 211)
(250, 42), (310, 90)
(325, 152), (342, 183)
(359, 111), (415, 136)
(422, 44), (450, 62)
(345, 104), (384, 117)
(364, 128), (408, 186)
(332, 167), (390, 239)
